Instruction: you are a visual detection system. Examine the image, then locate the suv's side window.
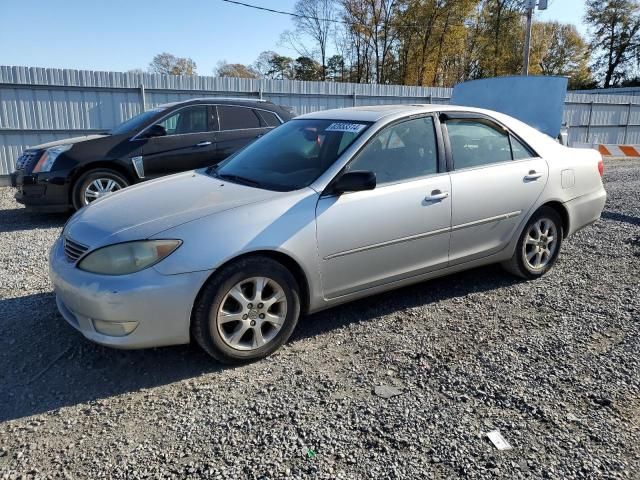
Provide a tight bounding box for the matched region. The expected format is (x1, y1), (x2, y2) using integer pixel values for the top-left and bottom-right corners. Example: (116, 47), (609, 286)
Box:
(256, 110), (282, 127)
(446, 119), (512, 169)
(158, 106), (209, 135)
(346, 116), (438, 185)
(218, 105), (261, 130)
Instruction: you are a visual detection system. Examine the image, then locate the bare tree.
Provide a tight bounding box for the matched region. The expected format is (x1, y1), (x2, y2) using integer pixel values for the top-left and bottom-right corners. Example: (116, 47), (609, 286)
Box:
(290, 0), (337, 80)
(341, 0), (399, 83)
(149, 53), (197, 75)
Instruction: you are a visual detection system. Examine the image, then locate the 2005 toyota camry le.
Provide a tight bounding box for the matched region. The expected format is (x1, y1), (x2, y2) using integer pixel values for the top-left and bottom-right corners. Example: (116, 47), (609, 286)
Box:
(50, 104), (607, 363)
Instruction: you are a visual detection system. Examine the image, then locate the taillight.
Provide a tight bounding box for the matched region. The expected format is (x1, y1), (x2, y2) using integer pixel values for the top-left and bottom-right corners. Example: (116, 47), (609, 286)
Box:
(597, 158), (604, 177)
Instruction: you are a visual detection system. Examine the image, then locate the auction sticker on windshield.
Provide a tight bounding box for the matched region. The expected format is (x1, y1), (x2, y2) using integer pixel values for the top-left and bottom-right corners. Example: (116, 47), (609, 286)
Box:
(325, 122), (367, 133)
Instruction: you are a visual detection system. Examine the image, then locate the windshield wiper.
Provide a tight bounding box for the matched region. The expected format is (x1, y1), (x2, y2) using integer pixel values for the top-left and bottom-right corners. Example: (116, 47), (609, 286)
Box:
(216, 173), (262, 188)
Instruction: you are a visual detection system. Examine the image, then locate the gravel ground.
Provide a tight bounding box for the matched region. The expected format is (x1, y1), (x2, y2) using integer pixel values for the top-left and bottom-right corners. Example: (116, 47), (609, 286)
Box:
(0, 159), (639, 479)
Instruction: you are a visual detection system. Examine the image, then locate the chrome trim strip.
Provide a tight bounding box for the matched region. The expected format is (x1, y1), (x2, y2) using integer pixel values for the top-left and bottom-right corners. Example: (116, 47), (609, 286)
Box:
(323, 210), (521, 260)
(324, 226), (450, 260)
(450, 210), (522, 232)
(131, 156), (145, 179)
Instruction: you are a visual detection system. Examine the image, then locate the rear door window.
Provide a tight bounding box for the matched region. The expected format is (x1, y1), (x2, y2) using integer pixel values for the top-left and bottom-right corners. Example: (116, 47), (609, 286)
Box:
(218, 106), (261, 130)
(510, 134), (534, 160)
(256, 110), (282, 127)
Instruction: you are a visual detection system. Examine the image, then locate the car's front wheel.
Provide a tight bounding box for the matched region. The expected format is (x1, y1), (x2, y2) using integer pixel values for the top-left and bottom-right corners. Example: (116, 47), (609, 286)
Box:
(192, 256), (301, 363)
(502, 206), (564, 279)
(72, 169), (129, 210)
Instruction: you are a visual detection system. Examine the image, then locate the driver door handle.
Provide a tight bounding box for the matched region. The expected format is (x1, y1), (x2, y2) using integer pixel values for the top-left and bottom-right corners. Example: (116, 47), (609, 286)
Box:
(425, 190), (449, 202)
(524, 170), (542, 181)
(196, 141), (212, 147)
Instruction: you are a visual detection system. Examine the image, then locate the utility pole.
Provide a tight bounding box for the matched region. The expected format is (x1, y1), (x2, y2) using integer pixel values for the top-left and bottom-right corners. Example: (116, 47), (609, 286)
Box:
(522, 0), (534, 75)
(523, 0), (548, 76)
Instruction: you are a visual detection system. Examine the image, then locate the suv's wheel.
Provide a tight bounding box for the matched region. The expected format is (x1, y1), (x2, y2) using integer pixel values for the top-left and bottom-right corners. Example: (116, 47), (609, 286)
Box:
(72, 169), (129, 210)
(192, 256), (301, 364)
(502, 206), (563, 279)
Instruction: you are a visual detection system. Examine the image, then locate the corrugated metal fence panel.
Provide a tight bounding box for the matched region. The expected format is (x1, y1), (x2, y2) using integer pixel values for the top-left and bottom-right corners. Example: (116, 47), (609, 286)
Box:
(2, 65), (639, 174)
(564, 92), (640, 145)
(0, 66), (454, 174)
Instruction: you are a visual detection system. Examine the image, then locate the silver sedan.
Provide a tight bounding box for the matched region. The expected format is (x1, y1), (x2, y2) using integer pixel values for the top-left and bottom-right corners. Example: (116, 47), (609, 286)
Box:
(49, 105), (607, 363)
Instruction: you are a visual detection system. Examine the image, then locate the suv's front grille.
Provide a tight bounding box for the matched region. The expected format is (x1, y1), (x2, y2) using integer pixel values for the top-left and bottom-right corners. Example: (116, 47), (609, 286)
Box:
(64, 237), (89, 263)
(15, 151), (40, 172)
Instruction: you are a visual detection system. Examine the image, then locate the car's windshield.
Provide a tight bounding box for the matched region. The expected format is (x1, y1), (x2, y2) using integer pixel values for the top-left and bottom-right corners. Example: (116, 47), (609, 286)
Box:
(109, 107), (165, 135)
(211, 119), (371, 191)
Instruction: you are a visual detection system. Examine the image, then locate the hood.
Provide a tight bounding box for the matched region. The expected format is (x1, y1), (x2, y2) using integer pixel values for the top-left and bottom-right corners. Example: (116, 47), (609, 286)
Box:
(29, 134), (109, 150)
(64, 170), (283, 247)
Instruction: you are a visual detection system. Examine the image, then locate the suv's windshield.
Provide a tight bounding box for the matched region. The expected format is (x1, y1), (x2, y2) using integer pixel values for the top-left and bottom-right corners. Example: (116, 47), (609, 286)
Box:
(109, 107), (165, 135)
(211, 119), (371, 191)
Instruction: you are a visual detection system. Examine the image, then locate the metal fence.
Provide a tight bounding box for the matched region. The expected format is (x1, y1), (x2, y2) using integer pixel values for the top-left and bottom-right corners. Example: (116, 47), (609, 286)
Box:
(2, 65), (640, 176)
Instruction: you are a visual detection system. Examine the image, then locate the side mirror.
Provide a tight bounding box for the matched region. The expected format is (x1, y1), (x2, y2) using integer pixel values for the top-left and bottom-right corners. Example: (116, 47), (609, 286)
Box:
(331, 170), (376, 194)
(144, 124), (167, 138)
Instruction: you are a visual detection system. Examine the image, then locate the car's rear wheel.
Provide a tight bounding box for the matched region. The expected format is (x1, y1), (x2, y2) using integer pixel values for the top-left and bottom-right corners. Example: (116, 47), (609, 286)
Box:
(192, 256), (301, 364)
(502, 206), (563, 279)
(72, 169), (129, 210)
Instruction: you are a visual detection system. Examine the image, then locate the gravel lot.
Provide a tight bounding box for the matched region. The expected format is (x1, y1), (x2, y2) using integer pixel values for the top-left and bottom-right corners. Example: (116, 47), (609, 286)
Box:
(1, 159), (639, 479)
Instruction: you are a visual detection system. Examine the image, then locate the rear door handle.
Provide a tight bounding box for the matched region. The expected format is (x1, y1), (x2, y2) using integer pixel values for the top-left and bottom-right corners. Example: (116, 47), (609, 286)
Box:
(425, 190), (449, 202)
(524, 170), (542, 181)
(196, 141), (212, 147)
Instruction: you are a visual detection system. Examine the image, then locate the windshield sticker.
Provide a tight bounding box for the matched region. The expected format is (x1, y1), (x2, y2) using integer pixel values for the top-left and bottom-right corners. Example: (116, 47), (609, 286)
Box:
(325, 122), (367, 133)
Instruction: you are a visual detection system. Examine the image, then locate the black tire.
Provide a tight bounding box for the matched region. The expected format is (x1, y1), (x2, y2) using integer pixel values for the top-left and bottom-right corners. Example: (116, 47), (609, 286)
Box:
(72, 169), (129, 210)
(191, 256), (301, 364)
(502, 206), (564, 279)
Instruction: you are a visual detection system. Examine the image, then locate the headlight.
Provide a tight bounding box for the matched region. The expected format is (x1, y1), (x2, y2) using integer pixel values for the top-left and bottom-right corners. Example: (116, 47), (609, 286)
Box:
(32, 144), (72, 173)
(77, 240), (181, 275)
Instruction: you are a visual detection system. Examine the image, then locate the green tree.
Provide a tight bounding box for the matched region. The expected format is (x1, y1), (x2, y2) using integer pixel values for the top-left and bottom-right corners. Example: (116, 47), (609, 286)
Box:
(214, 61), (260, 78)
(294, 56), (322, 80)
(148, 52), (197, 75)
(253, 51), (294, 79)
(327, 54), (346, 81)
(529, 21), (596, 89)
(585, 0), (640, 87)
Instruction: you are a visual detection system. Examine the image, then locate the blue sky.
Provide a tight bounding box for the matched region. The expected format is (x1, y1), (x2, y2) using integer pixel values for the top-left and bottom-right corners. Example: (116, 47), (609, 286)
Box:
(0, 0), (587, 74)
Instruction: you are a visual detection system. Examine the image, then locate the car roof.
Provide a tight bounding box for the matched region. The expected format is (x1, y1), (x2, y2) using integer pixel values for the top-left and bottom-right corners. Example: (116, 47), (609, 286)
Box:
(297, 104), (499, 122)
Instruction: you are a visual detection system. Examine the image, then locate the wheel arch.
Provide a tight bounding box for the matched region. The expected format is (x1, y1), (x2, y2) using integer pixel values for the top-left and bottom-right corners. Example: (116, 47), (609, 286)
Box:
(191, 250), (312, 320)
(68, 161), (135, 204)
(538, 200), (570, 238)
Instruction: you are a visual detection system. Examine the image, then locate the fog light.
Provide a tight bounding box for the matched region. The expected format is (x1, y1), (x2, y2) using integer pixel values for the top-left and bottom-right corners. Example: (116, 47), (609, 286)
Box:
(92, 319), (138, 337)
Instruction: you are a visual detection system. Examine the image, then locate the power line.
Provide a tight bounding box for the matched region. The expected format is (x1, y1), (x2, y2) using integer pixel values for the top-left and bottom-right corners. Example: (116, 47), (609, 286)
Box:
(221, 0), (346, 24)
(220, 0), (469, 30)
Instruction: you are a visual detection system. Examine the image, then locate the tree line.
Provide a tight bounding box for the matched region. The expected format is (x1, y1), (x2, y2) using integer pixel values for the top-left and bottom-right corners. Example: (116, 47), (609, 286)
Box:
(145, 0), (640, 90)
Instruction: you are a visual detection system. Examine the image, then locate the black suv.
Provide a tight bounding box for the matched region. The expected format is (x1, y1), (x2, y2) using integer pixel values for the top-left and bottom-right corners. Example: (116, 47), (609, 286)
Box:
(11, 98), (292, 211)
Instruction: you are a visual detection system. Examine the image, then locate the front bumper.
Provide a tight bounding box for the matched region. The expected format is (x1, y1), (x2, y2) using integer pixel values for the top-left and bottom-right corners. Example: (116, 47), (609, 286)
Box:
(49, 237), (213, 349)
(12, 169), (72, 211)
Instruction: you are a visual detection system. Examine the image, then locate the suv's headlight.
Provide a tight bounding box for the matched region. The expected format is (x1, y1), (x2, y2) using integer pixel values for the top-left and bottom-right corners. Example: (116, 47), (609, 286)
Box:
(77, 240), (181, 275)
(33, 144), (72, 173)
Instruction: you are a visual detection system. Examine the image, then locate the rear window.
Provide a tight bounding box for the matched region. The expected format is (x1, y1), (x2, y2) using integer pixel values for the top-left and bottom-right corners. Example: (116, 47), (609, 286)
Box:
(257, 110), (282, 127)
(218, 105), (261, 130)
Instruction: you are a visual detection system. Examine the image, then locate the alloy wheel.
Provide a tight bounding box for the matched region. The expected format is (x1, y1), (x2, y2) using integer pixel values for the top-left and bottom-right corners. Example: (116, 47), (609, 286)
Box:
(215, 277), (288, 351)
(83, 178), (124, 205)
(523, 218), (558, 270)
